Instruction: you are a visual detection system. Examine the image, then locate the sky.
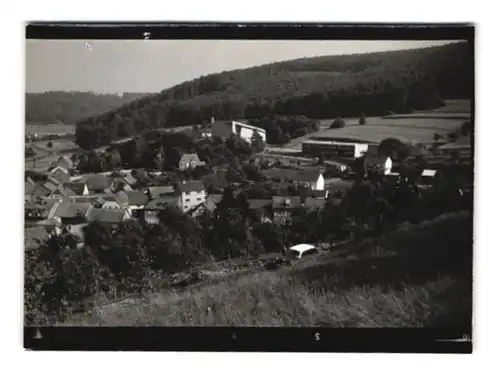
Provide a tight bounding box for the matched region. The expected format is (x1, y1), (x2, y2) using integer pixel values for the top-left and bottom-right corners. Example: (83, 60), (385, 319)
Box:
(25, 40), (460, 94)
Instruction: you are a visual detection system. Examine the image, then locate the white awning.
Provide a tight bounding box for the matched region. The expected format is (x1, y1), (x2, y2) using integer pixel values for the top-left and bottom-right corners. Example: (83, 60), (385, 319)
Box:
(288, 243), (317, 253)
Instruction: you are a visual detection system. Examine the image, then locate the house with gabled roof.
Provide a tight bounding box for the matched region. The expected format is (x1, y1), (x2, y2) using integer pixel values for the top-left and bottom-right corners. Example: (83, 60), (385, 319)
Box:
(97, 195), (123, 210)
(118, 190), (149, 217)
(49, 155), (73, 171)
(52, 201), (93, 225)
(63, 181), (90, 196)
(179, 153), (206, 171)
(25, 203), (48, 222)
(87, 207), (131, 224)
(43, 179), (60, 194)
(47, 165), (71, 185)
(263, 168), (325, 191)
(85, 174), (111, 194)
(142, 196), (179, 225)
(146, 185), (175, 200)
(176, 180), (207, 213)
(30, 182), (53, 200)
(272, 196), (303, 226)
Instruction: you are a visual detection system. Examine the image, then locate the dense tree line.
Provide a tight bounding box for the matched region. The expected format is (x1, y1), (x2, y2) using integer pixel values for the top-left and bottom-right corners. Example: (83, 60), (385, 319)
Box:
(26, 92), (151, 124)
(74, 42), (473, 149)
(77, 128), (263, 177)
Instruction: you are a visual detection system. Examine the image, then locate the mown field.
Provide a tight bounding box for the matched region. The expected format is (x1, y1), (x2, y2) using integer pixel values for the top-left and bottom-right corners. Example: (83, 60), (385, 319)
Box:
(66, 211), (472, 328)
(314, 118), (464, 145)
(283, 99), (472, 149)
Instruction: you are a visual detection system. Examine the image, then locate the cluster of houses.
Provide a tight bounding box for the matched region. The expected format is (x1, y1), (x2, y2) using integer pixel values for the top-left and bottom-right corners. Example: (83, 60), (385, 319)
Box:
(25, 151), (343, 249)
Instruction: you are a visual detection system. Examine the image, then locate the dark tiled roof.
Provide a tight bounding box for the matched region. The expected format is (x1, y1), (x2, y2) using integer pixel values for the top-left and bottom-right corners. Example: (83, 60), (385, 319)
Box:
(263, 168), (322, 183)
(87, 208), (128, 223)
(69, 195), (94, 204)
(148, 186), (175, 199)
(86, 175), (111, 191)
(63, 182), (88, 195)
(269, 181), (293, 191)
(295, 168), (322, 182)
(25, 203), (45, 211)
(262, 169), (298, 181)
(124, 191), (149, 206)
(177, 180), (205, 193)
(310, 190), (327, 198)
(272, 196), (302, 209)
(144, 196), (179, 210)
(32, 182), (52, 197)
(53, 202), (92, 219)
(61, 188), (77, 199)
(248, 199), (273, 210)
(43, 180), (60, 193)
(202, 173), (228, 189)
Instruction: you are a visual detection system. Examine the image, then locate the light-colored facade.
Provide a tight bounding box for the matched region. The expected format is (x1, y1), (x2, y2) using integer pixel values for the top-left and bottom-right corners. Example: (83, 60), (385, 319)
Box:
(178, 181), (207, 213)
(211, 121), (266, 144)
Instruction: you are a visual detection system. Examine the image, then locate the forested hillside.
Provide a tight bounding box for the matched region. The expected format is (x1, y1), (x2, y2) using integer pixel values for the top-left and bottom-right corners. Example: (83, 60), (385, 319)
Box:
(75, 42), (473, 149)
(25, 92), (151, 125)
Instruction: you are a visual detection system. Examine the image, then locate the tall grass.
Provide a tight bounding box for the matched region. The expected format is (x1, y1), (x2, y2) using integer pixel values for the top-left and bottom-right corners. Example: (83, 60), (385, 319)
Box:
(66, 211), (473, 328)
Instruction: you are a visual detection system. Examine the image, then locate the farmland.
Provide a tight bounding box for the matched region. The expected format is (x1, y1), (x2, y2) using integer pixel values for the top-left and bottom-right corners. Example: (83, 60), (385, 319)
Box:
(313, 116), (465, 145)
(283, 99), (472, 149)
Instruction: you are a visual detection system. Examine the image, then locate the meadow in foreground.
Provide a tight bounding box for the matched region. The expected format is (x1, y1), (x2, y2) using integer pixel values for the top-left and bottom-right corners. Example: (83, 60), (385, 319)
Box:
(67, 211), (472, 328)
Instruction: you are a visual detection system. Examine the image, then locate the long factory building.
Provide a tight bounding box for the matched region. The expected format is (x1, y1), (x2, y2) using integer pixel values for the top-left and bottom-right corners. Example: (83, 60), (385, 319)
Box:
(302, 139), (369, 160)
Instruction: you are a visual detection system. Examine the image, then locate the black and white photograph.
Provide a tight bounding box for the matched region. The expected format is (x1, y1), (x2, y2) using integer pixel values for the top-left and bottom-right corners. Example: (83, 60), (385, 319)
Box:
(23, 23), (474, 352)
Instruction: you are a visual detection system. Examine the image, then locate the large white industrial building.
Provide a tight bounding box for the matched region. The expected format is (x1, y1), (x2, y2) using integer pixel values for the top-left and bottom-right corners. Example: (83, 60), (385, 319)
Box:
(210, 120), (267, 144)
(302, 139), (368, 160)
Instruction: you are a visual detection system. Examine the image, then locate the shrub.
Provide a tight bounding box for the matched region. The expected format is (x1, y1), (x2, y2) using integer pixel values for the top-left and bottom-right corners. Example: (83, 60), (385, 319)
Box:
(330, 117), (346, 129)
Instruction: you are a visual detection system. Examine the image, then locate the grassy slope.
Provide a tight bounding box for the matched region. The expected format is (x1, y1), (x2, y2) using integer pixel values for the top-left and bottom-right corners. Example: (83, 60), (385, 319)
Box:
(68, 211), (473, 328)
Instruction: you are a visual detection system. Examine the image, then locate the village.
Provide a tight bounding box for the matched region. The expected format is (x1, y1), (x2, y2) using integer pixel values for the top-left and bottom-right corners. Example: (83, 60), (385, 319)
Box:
(25, 117), (469, 256)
